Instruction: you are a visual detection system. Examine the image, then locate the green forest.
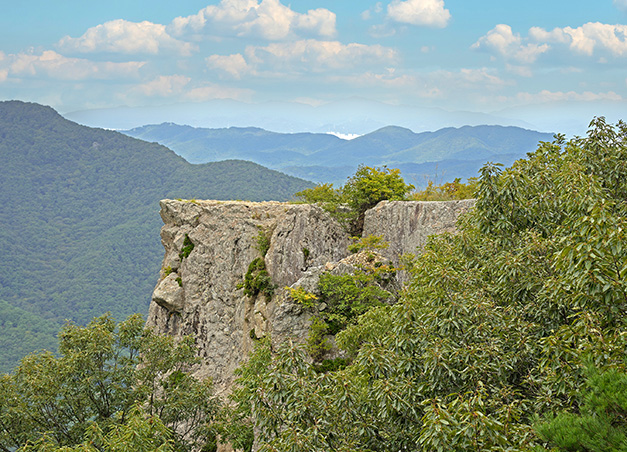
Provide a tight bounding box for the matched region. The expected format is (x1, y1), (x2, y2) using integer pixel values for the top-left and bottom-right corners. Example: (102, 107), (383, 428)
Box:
(0, 101), (314, 372)
(2, 117), (627, 451)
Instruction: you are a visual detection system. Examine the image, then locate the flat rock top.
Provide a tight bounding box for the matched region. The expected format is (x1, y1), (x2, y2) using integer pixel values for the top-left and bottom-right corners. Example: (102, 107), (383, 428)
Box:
(163, 199), (287, 207)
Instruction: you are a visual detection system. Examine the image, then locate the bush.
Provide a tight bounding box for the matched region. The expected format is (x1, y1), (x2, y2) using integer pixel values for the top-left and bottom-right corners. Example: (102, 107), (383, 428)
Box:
(409, 177), (478, 201)
(295, 165), (414, 234)
(179, 234), (194, 260)
(243, 258), (274, 298)
(0, 314), (219, 452)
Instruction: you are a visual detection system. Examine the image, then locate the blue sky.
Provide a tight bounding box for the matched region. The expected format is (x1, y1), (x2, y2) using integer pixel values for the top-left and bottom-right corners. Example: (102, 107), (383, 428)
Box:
(2, 0), (626, 130)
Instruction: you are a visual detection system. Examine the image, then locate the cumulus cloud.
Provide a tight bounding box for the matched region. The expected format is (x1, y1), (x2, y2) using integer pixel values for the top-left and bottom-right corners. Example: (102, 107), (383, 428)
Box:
(169, 0), (336, 40)
(295, 8), (336, 37)
(206, 53), (251, 79)
(472, 24), (549, 63)
(529, 22), (627, 56)
(244, 40), (397, 72)
(387, 0), (451, 28)
(6, 50), (144, 80)
(475, 22), (627, 65)
(57, 19), (196, 56)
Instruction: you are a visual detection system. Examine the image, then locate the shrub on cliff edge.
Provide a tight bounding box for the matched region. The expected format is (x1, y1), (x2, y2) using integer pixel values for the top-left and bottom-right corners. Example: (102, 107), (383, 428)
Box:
(295, 165), (414, 234)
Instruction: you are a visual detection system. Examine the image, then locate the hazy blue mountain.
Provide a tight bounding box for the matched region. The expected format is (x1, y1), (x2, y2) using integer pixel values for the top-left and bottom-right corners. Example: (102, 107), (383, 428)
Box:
(0, 101), (313, 372)
(123, 123), (555, 186)
(65, 98), (624, 138)
(125, 123), (341, 165)
(64, 98), (535, 134)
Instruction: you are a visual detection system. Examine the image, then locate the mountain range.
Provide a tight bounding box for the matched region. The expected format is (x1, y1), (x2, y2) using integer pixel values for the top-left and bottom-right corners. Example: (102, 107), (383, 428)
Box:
(64, 97), (625, 138)
(0, 101), (313, 372)
(123, 123), (555, 186)
(65, 98), (533, 134)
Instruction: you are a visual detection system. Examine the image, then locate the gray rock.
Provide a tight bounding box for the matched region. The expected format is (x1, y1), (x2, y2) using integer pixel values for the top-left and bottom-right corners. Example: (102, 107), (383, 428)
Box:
(152, 273), (184, 311)
(147, 200), (351, 394)
(363, 199), (475, 282)
(147, 199), (474, 396)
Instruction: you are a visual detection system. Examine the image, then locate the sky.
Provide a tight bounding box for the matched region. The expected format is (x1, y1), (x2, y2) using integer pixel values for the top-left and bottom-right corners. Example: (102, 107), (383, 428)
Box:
(1, 0), (627, 129)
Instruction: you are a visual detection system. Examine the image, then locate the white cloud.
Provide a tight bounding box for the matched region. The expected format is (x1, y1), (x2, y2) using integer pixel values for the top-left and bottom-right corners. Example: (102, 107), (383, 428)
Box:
(123, 78), (254, 104)
(387, 0), (450, 28)
(506, 64), (533, 77)
(7, 50), (144, 80)
(206, 54), (250, 79)
(614, 0), (627, 11)
(185, 83), (254, 101)
(369, 24), (397, 38)
(459, 68), (509, 86)
(169, 0), (336, 40)
(472, 24), (549, 63)
(57, 19), (196, 56)
(530, 22), (627, 56)
(330, 70), (417, 88)
(327, 67), (508, 102)
(361, 2), (383, 20)
(295, 8), (336, 37)
(136, 75), (190, 97)
(515, 89), (622, 103)
(244, 40), (397, 72)
(476, 22), (627, 65)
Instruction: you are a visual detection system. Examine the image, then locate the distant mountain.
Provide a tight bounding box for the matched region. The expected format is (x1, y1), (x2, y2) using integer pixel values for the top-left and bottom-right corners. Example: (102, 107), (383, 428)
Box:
(125, 123), (341, 165)
(64, 98), (536, 134)
(0, 101), (313, 372)
(123, 123), (555, 186)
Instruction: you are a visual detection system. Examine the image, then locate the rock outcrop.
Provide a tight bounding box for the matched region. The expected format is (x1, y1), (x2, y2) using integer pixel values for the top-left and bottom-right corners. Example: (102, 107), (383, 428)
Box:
(363, 199), (476, 281)
(147, 198), (475, 394)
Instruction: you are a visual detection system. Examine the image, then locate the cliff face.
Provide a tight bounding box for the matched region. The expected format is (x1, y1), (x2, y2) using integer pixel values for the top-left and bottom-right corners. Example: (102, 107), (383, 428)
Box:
(363, 199), (476, 281)
(147, 198), (475, 393)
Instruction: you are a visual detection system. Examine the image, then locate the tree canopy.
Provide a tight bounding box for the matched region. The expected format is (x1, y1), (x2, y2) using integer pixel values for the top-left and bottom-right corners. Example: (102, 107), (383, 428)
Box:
(295, 165), (415, 234)
(0, 314), (218, 452)
(226, 117), (627, 451)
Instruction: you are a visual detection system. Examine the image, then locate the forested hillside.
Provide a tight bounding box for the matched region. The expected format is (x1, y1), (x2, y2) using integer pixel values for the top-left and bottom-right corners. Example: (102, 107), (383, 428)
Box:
(0, 101), (313, 372)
